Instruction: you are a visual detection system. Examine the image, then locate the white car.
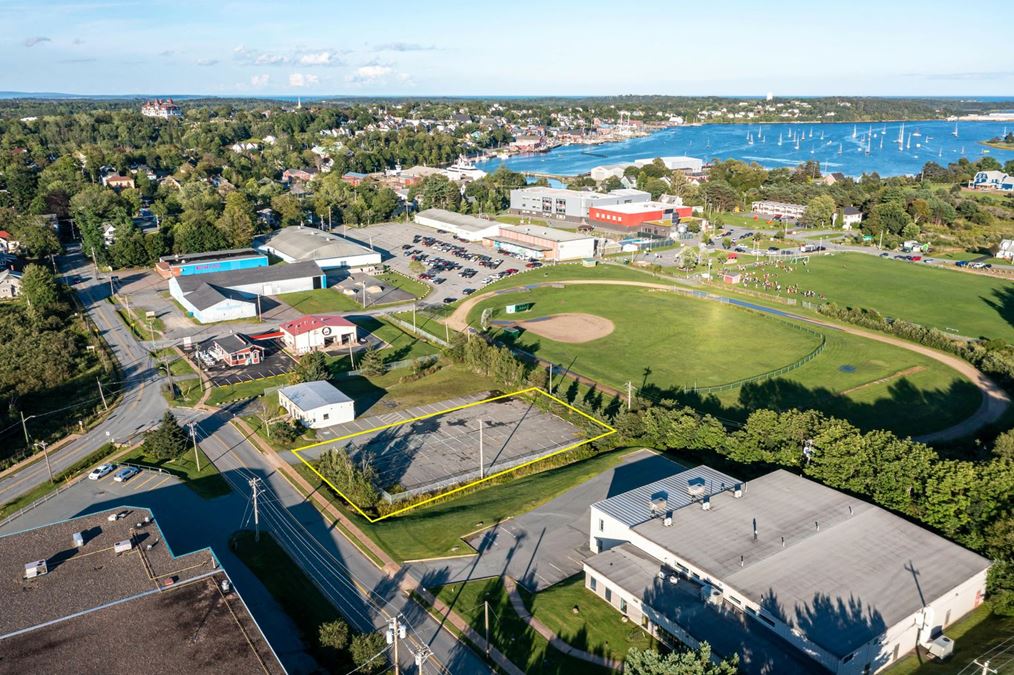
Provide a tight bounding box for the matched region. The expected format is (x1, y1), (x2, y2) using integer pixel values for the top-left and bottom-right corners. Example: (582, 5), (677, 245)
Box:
(88, 464), (115, 480)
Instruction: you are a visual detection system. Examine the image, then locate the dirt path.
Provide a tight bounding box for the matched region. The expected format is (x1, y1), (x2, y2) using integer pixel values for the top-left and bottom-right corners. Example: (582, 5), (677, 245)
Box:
(446, 280), (1010, 444)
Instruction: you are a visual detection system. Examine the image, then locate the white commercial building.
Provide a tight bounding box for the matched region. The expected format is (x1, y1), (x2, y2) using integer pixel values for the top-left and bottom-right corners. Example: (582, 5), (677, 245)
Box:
(279, 315), (358, 354)
(489, 224), (597, 261)
(278, 380), (355, 429)
(585, 467), (990, 675)
(510, 187), (650, 221)
(169, 261), (325, 323)
(590, 156), (704, 181)
(414, 209), (502, 242)
(751, 200), (807, 221)
(257, 227), (382, 270)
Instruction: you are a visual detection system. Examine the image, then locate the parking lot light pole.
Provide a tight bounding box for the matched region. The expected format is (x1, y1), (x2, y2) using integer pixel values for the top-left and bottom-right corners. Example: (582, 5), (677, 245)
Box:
(479, 419), (484, 479)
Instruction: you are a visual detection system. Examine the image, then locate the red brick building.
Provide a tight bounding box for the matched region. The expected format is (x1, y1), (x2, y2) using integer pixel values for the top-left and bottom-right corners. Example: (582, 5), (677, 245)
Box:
(588, 202), (693, 230)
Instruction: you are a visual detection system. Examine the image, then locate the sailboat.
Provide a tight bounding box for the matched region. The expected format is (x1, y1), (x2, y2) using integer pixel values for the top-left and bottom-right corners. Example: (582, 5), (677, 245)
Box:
(809, 128), (813, 139)
(952, 123), (959, 137)
(912, 128), (922, 137)
(838, 143), (843, 155)
(778, 132), (783, 146)
(882, 125), (888, 134)
(747, 131), (754, 145)
(906, 134), (911, 150)
(852, 125), (857, 139)
(938, 148), (943, 158)
(820, 130), (825, 140)
(794, 135), (801, 150)
(897, 123), (905, 150)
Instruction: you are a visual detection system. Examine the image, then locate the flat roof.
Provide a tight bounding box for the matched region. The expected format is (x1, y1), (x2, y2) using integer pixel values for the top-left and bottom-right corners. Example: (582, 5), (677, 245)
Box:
(498, 224), (593, 243)
(1, 571), (283, 673)
(159, 248), (265, 265)
(512, 187), (618, 200)
(415, 208), (501, 233)
(174, 260), (324, 294)
(279, 380), (353, 410)
(627, 469), (992, 658)
(591, 201), (673, 214)
(257, 226), (378, 262)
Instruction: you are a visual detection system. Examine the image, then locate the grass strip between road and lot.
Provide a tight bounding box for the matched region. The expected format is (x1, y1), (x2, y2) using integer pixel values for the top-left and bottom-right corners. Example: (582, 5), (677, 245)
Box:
(882, 605), (1014, 675)
(0, 442), (119, 520)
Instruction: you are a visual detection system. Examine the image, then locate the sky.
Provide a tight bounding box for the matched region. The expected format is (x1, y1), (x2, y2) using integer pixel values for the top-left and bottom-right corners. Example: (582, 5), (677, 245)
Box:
(1, 0), (1012, 97)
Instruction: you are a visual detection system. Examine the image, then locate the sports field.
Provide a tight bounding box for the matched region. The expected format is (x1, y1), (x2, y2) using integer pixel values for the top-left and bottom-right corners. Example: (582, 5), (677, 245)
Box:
(469, 285), (981, 436)
(735, 253), (1014, 340)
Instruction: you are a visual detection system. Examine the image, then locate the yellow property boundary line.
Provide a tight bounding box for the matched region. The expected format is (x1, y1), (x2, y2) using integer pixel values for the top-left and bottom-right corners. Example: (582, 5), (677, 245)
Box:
(292, 387), (616, 522)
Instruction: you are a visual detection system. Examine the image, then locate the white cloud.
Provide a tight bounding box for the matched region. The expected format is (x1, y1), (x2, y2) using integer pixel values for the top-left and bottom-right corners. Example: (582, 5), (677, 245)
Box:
(250, 74), (270, 87)
(375, 42), (435, 52)
(196, 58), (219, 66)
(288, 72), (319, 87)
(235, 46), (343, 67)
(299, 51), (340, 66)
(24, 36), (50, 47)
(347, 65), (393, 83)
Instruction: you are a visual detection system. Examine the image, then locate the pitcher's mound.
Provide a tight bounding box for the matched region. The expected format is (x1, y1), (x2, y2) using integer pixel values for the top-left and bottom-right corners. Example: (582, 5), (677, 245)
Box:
(518, 313), (615, 343)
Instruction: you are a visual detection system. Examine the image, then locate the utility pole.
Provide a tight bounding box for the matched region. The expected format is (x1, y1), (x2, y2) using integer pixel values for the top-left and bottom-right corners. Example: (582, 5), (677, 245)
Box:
(20, 410), (31, 451)
(478, 419), (484, 479)
(626, 381), (633, 411)
(413, 646), (433, 675)
(484, 600), (491, 656)
(97, 378), (108, 410)
(973, 660), (997, 675)
(249, 478), (261, 542)
(385, 616), (407, 675)
(412, 302), (416, 333)
(548, 363), (553, 394)
(34, 441), (54, 483)
(188, 422), (201, 472)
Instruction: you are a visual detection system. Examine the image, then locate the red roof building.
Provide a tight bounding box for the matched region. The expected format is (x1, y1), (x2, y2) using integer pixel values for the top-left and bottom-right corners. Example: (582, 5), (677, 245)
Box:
(588, 202), (693, 230)
(280, 315), (358, 354)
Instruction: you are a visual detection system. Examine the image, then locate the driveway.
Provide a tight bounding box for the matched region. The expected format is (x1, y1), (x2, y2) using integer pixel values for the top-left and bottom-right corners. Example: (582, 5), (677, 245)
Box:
(408, 449), (685, 591)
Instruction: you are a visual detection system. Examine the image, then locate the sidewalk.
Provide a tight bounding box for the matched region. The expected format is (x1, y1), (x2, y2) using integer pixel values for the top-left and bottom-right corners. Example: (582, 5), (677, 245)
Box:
(504, 576), (623, 671)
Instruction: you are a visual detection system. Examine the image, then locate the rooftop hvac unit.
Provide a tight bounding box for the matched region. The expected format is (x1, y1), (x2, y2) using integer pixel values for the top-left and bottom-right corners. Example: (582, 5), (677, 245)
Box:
(927, 635), (954, 661)
(702, 497), (711, 511)
(701, 585), (723, 606)
(24, 560), (48, 578)
(72, 531), (85, 547)
(114, 540), (133, 554)
(734, 484), (743, 499)
(650, 496), (668, 513)
(687, 477), (707, 497)
(663, 516), (673, 527)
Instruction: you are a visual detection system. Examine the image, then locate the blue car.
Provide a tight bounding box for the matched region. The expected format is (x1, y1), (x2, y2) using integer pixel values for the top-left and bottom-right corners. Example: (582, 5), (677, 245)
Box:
(113, 466), (140, 483)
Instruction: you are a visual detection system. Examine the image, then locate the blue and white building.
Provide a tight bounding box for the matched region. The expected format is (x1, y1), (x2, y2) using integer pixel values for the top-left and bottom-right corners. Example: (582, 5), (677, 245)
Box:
(156, 248), (268, 278)
(972, 170), (1014, 191)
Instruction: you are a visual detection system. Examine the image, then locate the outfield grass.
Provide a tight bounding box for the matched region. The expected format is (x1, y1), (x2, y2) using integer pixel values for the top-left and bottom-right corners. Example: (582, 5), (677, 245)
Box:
(883, 605), (1013, 675)
(472, 286), (822, 389)
(432, 577), (614, 675)
(522, 574), (657, 663)
(297, 448), (632, 561)
(278, 288), (361, 314)
(122, 446), (231, 499)
(734, 253), (1014, 340)
(480, 262), (669, 293)
(469, 284), (980, 436)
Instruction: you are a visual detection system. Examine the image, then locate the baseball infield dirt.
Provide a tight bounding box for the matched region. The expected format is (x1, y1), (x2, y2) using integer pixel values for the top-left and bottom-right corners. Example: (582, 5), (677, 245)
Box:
(518, 313), (615, 343)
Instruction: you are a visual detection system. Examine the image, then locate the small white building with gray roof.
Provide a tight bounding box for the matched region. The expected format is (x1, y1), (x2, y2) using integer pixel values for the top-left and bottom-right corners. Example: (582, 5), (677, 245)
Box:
(585, 467), (990, 675)
(414, 208), (501, 242)
(277, 380), (355, 428)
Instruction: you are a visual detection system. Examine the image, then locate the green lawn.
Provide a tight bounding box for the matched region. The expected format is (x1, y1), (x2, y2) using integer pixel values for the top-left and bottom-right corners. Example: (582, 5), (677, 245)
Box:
(122, 446), (231, 499)
(229, 531), (354, 672)
(432, 577), (614, 675)
(734, 253), (1014, 340)
(350, 315), (441, 364)
(164, 378), (204, 407)
(522, 575), (656, 663)
(377, 271), (430, 300)
(480, 262), (669, 293)
(278, 288), (362, 314)
(883, 605), (1013, 675)
(297, 448), (633, 561)
(469, 284), (980, 436)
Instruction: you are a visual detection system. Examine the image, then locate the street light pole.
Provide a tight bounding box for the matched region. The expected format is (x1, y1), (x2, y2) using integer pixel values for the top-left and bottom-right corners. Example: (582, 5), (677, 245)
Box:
(188, 422), (201, 472)
(34, 441), (54, 483)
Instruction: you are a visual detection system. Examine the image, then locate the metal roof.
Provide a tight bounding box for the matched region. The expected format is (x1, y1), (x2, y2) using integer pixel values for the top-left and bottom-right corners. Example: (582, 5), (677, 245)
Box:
(415, 208), (501, 233)
(258, 227), (377, 262)
(278, 380), (352, 411)
(174, 261), (324, 294)
(158, 248), (265, 265)
(591, 465), (741, 527)
(184, 283), (253, 311)
(499, 224), (593, 243)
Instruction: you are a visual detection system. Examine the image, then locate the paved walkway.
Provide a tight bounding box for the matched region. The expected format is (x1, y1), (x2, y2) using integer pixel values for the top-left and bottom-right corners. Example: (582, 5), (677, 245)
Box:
(503, 577), (623, 671)
(445, 279), (1010, 443)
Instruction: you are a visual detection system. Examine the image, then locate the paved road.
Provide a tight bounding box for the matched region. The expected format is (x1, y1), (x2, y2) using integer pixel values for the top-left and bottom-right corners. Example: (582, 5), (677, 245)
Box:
(446, 279), (1011, 443)
(0, 247), (168, 506)
(197, 407), (492, 675)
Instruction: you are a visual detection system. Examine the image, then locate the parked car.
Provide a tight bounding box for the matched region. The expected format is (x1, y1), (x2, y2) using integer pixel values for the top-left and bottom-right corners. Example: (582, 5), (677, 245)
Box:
(442, 297), (457, 304)
(113, 466), (140, 483)
(88, 464), (115, 480)
(462, 288), (476, 295)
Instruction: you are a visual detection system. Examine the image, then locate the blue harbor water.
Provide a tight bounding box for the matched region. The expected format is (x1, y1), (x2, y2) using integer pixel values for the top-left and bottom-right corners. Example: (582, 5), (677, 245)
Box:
(476, 120), (1014, 178)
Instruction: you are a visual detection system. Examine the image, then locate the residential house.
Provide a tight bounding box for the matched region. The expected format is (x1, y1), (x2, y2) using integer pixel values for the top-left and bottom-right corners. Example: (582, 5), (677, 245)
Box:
(841, 207), (863, 230)
(101, 174), (135, 190)
(998, 239), (1014, 261)
(0, 269), (22, 299)
(972, 170), (1014, 191)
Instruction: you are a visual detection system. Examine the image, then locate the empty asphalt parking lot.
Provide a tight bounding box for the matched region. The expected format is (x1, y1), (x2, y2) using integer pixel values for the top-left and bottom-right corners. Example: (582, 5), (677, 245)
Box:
(294, 394), (588, 498)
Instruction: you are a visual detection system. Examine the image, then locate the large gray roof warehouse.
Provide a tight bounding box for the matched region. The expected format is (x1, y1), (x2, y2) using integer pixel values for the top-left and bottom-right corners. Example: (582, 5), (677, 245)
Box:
(587, 468), (992, 674)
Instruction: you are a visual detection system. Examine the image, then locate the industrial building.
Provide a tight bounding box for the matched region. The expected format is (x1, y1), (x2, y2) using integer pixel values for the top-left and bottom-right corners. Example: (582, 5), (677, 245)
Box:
(588, 201), (694, 232)
(169, 261), (325, 323)
(585, 467), (990, 675)
(414, 208), (502, 241)
(278, 380), (355, 428)
(155, 248), (268, 279)
(0, 507), (283, 674)
(590, 156), (704, 181)
(490, 224), (597, 261)
(280, 314), (358, 354)
(509, 187), (650, 221)
(751, 200), (807, 221)
(257, 226), (382, 270)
